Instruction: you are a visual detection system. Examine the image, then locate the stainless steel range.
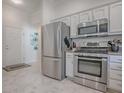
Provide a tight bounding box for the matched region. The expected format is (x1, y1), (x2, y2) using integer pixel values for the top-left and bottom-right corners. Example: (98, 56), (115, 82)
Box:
(73, 41), (108, 92)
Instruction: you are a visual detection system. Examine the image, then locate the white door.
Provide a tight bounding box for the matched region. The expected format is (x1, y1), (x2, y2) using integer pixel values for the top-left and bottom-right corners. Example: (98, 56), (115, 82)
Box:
(79, 11), (92, 23)
(70, 14), (79, 36)
(110, 2), (122, 32)
(3, 27), (22, 66)
(93, 6), (109, 20)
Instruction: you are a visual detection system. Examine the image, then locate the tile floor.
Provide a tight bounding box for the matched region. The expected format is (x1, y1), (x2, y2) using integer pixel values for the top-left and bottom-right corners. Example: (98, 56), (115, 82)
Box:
(3, 62), (103, 93)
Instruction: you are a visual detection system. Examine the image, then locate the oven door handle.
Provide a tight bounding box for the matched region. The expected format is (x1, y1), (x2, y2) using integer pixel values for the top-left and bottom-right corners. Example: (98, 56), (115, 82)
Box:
(78, 57), (107, 61)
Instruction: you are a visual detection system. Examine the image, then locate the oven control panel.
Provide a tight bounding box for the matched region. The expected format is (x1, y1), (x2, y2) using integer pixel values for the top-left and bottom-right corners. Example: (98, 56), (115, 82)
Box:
(79, 41), (108, 47)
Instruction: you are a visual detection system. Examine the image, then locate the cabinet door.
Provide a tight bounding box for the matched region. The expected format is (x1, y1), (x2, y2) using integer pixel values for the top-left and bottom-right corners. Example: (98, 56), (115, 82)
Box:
(108, 55), (122, 92)
(79, 11), (92, 23)
(61, 17), (71, 26)
(93, 6), (109, 20)
(109, 79), (122, 92)
(70, 14), (79, 36)
(110, 2), (122, 32)
(66, 53), (74, 77)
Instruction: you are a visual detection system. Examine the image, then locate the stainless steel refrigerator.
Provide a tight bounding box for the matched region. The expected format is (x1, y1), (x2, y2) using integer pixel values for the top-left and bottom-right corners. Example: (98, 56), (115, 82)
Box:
(42, 22), (70, 80)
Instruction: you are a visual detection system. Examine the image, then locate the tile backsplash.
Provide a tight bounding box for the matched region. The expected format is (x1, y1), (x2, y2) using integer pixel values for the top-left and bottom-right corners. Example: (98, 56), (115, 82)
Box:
(72, 35), (122, 47)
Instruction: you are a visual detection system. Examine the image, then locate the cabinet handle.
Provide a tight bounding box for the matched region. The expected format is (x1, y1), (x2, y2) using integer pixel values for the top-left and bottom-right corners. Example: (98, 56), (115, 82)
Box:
(117, 66), (122, 69)
(118, 59), (122, 61)
(117, 74), (122, 76)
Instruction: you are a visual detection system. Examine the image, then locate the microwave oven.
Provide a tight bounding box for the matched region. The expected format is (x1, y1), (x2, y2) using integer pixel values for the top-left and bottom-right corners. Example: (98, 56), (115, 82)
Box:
(78, 18), (108, 35)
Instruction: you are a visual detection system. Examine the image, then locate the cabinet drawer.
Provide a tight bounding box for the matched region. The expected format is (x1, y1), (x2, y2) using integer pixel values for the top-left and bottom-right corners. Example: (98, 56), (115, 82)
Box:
(66, 53), (74, 57)
(109, 79), (122, 92)
(109, 70), (122, 80)
(66, 57), (74, 62)
(109, 55), (122, 63)
(110, 63), (122, 70)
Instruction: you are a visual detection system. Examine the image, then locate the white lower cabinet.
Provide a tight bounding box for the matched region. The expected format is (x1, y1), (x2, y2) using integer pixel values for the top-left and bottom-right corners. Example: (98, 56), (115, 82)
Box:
(66, 52), (74, 77)
(110, 62), (122, 71)
(108, 55), (122, 92)
(109, 79), (122, 92)
(109, 70), (122, 81)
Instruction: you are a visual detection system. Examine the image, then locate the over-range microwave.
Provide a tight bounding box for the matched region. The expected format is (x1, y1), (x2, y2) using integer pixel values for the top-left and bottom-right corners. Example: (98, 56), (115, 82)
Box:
(78, 18), (108, 35)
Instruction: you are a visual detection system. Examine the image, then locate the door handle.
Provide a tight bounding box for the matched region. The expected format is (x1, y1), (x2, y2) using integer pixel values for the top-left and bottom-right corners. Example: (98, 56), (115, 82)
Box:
(78, 57), (103, 61)
(5, 45), (9, 49)
(5, 47), (9, 49)
(117, 66), (122, 69)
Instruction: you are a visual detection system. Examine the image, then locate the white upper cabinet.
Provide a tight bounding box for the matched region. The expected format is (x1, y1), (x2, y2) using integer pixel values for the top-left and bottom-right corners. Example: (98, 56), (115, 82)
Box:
(70, 14), (79, 36)
(61, 17), (71, 26)
(50, 19), (60, 23)
(79, 11), (92, 23)
(93, 6), (109, 20)
(110, 2), (122, 33)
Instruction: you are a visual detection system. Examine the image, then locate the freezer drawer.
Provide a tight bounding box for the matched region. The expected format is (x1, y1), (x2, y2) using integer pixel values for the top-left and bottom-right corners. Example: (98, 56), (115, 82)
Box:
(42, 57), (63, 80)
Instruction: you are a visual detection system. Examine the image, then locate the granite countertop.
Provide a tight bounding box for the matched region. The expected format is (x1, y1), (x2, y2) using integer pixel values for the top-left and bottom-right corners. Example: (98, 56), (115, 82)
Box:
(66, 50), (122, 56)
(108, 52), (122, 56)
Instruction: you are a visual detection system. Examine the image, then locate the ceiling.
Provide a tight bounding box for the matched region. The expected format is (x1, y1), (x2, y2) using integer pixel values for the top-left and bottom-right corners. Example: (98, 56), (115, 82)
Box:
(3, 0), (42, 13)
(3, 0), (118, 13)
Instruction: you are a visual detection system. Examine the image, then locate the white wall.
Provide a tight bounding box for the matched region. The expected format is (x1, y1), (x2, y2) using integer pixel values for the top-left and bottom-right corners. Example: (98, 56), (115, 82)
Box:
(22, 24), (38, 63)
(2, 3), (39, 65)
(30, 9), (42, 63)
(41, 0), (55, 25)
(36, 25), (42, 63)
(30, 10), (42, 25)
(2, 4), (29, 27)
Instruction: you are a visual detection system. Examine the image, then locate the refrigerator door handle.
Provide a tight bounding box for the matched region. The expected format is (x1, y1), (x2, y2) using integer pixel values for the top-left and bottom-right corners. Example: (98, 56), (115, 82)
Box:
(57, 22), (62, 56)
(59, 23), (62, 51)
(57, 25), (59, 55)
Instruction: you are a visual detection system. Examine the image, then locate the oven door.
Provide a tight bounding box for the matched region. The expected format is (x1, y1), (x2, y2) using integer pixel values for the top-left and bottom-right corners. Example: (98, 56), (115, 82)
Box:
(74, 56), (107, 84)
